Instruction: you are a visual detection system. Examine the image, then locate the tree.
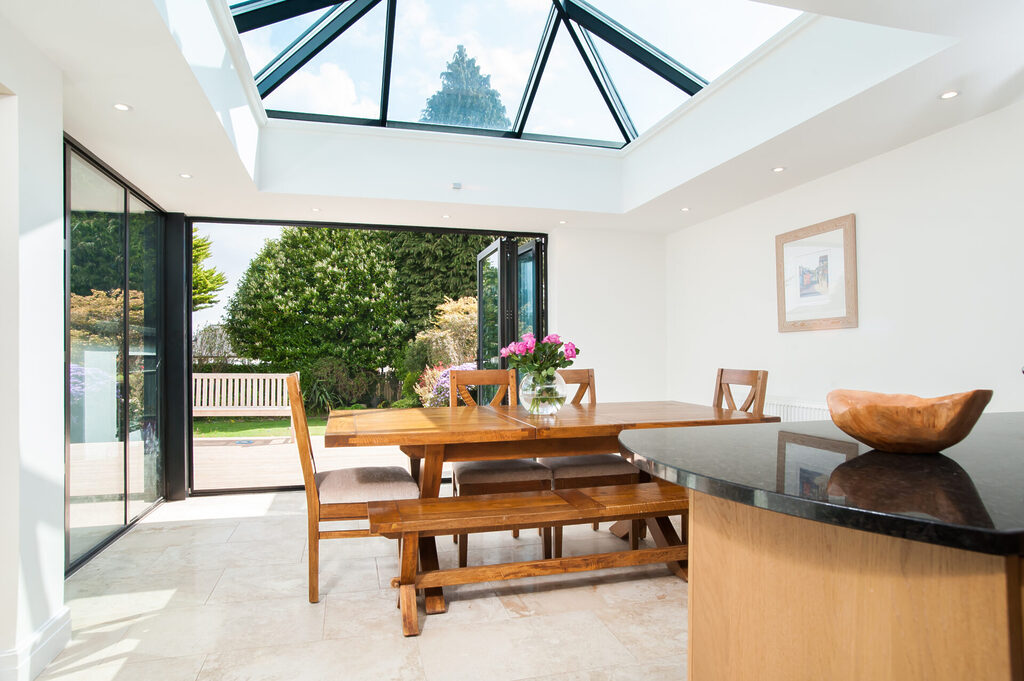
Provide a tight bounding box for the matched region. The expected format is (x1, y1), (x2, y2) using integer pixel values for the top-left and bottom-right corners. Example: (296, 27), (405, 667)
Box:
(420, 45), (511, 129)
(223, 226), (405, 371)
(192, 227), (228, 312)
(377, 230), (492, 340)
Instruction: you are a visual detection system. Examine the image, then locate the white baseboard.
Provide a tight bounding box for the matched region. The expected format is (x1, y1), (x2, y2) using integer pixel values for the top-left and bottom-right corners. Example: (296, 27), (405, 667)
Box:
(0, 607), (71, 681)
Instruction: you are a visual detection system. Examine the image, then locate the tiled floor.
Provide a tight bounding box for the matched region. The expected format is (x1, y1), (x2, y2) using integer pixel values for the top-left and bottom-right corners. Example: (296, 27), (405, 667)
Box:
(45, 488), (688, 681)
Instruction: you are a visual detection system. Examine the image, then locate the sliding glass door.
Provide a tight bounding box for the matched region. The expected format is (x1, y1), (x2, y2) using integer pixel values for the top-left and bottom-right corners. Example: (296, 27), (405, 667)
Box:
(66, 144), (165, 569)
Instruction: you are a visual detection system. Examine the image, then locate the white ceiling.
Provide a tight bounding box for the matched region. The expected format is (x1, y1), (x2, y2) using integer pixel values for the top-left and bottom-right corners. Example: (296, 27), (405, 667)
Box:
(2, 0), (1022, 234)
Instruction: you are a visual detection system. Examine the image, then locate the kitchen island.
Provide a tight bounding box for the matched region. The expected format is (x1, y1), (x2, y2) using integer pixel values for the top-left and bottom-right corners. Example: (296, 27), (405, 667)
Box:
(619, 413), (1024, 681)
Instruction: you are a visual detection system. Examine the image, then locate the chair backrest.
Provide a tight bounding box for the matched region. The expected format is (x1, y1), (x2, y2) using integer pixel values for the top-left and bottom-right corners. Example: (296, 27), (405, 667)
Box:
(286, 373), (318, 505)
(449, 368), (517, 409)
(713, 368), (768, 417)
(557, 368), (596, 406)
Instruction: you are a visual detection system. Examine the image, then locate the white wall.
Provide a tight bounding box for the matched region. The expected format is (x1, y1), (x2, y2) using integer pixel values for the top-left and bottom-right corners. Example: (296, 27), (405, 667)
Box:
(0, 13), (70, 681)
(548, 225), (667, 402)
(664, 98), (1024, 412)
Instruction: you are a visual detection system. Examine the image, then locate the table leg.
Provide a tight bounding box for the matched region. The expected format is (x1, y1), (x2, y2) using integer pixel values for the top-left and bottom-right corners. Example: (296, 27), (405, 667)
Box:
(418, 445), (448, 614)
(645, 515), (688, 581)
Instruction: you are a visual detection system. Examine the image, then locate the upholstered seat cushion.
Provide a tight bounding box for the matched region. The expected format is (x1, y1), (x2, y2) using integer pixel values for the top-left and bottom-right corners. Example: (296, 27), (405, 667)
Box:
(315, 466), (420, 504)
(538, 454), (638, 479)
(453, 459), (553, 485)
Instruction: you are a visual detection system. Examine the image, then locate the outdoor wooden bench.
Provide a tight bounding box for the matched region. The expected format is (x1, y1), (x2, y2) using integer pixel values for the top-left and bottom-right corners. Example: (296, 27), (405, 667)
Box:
(367, 480), (689, 636)
(192, 372), (292, 418)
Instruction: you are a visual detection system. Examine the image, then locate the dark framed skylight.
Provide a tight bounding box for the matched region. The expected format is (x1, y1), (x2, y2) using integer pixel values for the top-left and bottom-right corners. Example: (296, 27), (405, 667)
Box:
(232, 0), (798, 148)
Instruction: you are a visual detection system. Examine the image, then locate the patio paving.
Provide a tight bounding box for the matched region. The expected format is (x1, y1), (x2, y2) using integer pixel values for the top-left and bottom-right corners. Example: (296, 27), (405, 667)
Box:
(192, 437), (452, 491)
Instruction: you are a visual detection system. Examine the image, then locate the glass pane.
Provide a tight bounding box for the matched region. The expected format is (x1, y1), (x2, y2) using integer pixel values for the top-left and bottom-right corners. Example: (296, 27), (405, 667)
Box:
(263, 1), (386, 118)
(237, 6), (337, 77)
(389, 0), (551, 130)
(127, 195), (163, 520)
(518, 248), (536, 338)
(523, 26), (623, 142)
(478, 248), (501, 370)
(589, 30), (690, 135)
(68, 152), (126, 563)
(585, 0), (800, 82)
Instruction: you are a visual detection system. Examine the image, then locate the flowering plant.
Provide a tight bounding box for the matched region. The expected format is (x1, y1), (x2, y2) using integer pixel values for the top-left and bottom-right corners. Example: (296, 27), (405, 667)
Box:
(501, 333), (579, 414)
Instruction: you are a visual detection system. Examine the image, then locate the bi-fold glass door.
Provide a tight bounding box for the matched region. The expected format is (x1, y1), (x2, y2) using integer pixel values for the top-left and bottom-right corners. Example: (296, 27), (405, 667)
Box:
(66, 143), (165, 570)
(476, 237), (546, 396)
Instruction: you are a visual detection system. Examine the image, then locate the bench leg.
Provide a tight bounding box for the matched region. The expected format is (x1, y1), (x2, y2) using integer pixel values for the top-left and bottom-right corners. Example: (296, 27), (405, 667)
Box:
(554, 526), (563, 559)
(400, 586), (418, 636)
(400, 533), (420, 636)
(542, 527), (552, 559)
(458, 534), (468, 568)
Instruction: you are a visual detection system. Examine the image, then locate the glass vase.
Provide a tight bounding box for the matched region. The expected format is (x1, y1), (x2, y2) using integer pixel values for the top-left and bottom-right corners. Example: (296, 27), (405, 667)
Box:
(520, 371), (567, 415)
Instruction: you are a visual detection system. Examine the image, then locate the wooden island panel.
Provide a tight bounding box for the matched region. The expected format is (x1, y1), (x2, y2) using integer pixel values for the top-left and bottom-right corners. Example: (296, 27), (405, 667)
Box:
(688, 491), (1023, 681)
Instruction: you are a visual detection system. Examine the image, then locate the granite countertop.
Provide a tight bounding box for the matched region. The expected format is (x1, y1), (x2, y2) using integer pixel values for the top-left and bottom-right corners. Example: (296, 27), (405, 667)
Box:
(619, 412), (1024, 555)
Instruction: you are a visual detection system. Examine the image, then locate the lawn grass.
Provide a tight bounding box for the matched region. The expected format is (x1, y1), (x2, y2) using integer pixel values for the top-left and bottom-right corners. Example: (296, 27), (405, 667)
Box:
(193, 416), (328, 438)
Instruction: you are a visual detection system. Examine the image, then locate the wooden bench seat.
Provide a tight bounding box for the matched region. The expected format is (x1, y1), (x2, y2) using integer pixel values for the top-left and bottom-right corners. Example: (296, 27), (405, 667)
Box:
(367, 481), (689, 636)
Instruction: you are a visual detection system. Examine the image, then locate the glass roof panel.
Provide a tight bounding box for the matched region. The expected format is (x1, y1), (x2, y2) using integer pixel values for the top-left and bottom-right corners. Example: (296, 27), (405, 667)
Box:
(586, 0), (800, 81)
(262, 0), (385, 119)
(523, 25), (623, 143)
(237, 6), (336, 78)
(587, 30), (690, 137)
(388, 0), (552, 131)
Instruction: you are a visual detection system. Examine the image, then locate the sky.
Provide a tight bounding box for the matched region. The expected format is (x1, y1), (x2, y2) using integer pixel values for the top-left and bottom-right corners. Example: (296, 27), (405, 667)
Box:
(238, 0), (800, 141)
(191, 222), (283, 334)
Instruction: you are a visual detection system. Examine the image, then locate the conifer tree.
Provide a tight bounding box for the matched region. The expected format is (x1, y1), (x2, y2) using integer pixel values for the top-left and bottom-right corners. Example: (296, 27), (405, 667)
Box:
(420, 45), (511, 129)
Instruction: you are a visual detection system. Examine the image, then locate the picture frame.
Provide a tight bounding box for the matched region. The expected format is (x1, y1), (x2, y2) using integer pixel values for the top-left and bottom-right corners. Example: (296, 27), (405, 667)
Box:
(776, 431), (860, 501)
(775, 214), (858, 332)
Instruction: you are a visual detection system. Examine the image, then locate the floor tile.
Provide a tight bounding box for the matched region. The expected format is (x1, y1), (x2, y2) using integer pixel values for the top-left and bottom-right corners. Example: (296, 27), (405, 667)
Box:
(47, 490), (689, 681)
(197, 636), (425, 681)
(595, 600), (687, 660)
(66, 568), (224, 625)
(151, 537), (305, 573)
(416, 611), (634, 681)
(39, 653), (207, 681)
(120, 598), (326, 658)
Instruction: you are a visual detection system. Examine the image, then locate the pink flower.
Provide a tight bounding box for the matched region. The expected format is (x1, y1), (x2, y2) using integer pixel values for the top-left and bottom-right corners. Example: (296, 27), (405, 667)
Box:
(563, 342), (577, 359)
(542, 333), (561, 344)
(522, 334), (536, 352)
(514, 341), (528, 355)
(499, 346), (510, 358)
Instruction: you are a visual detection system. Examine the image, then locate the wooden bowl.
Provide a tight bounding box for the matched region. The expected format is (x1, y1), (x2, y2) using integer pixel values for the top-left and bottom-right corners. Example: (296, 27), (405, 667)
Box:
(826, 389), (993, 453)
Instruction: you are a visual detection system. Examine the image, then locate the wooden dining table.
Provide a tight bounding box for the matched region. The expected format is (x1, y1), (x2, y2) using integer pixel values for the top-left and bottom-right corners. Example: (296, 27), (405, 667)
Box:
(325, 400), (780, 613)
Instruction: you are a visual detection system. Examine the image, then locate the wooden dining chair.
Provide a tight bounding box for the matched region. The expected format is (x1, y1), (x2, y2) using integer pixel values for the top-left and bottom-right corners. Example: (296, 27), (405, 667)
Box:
(713, 368), (769, 417)
(538, 369), (643, 557)
(449, 368), (553, 567)
(287, 373), (420, 603)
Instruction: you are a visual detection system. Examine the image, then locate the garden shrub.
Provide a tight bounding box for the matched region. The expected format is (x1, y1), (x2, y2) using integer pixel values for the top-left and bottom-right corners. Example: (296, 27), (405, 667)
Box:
(414, 361), (476, 407)
(415, 296), (477, 368)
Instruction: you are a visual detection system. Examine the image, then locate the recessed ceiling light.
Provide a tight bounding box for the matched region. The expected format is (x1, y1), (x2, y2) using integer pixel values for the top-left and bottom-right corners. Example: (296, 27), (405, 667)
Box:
(311, 208), (321, 213)
(179, 173), (192, 179)
(680, 207), (690, 213)
(772, 166), (786, 173)
(113, 103), (132, 112)
(939, 90), (959, 100)
(558, 220), (567, 224)
(442, 215), (450, 219)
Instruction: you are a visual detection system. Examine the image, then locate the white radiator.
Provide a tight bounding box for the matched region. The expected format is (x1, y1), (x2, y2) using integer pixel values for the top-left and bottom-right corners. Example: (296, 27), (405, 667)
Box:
(763, 398), (831, 422)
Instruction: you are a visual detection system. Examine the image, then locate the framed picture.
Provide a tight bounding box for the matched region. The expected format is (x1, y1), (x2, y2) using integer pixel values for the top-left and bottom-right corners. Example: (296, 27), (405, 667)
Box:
(775, 214), (858, 332)
(776, 431), (860, 501)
